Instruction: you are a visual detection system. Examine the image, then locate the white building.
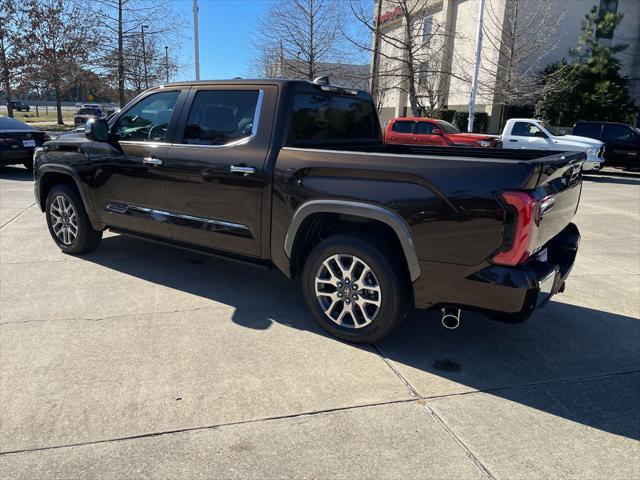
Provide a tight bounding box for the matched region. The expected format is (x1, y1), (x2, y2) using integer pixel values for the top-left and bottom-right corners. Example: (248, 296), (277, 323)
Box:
(373, 0), (640, 130)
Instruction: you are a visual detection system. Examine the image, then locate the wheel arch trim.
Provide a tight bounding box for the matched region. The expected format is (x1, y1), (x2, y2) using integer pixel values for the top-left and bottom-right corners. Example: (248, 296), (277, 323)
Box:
(36, 165), (100, 227)
(284, 199), (421, 282)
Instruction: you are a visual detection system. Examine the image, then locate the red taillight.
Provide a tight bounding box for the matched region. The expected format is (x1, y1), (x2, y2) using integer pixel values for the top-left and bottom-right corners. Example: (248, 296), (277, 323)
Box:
(493, 191), (539, 266)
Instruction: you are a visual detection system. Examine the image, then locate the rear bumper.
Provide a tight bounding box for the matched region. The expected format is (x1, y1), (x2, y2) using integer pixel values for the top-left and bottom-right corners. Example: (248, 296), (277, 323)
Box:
(413, 223), (580, 320)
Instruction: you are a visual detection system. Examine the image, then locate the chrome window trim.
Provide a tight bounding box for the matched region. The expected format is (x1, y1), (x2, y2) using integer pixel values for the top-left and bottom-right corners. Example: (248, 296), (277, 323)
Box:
(174, 89), (265, 150)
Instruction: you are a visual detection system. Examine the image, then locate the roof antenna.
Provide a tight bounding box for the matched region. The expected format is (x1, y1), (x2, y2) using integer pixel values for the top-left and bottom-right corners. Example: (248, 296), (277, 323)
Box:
(312, 76), (330, 85)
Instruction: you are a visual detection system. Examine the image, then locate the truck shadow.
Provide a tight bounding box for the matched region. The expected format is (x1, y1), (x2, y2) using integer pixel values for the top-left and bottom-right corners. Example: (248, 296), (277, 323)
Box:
(85, 233), (640, 442)
(583, 171), (640, 185)
(0, 165), (33, 181)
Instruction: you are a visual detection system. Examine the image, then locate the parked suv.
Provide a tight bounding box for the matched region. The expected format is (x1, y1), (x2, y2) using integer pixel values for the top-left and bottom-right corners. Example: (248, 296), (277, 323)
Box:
(385, 117), (498, 147)
(573, 121), (640, 171)
(74, 106), (104, 126)
(33, 79), (583, 343)
(10, 101), (30, 112)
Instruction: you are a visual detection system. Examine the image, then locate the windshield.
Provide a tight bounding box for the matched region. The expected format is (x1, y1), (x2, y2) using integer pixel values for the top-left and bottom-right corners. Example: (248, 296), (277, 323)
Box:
(77, 108), (101, 115)
(436, 120), (460, 134)
(539, 121), (562, 136)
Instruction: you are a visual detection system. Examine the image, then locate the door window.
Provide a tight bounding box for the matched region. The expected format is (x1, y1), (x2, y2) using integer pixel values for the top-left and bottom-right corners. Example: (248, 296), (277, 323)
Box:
(573, 123), (602, 139)
(512, 122), (543, 137)
(183, 90), (260, 146)
(603, 124), (632, 141)
(112, 90), (180, 142)
(414, 122), (437, 135)
(392, 121), (414, 134)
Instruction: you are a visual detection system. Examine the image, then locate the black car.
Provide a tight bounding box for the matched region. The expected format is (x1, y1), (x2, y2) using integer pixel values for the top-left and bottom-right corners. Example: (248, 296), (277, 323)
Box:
(10, 101), (30, 112)
(0, 116), (49, 171)
(74, 107), (104, 126)
(33, 79), (583, 343)
(573, 121), (640, 171)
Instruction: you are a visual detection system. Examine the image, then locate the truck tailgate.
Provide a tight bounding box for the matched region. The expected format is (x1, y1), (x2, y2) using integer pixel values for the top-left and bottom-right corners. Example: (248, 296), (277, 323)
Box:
(532, 152), (583, 250)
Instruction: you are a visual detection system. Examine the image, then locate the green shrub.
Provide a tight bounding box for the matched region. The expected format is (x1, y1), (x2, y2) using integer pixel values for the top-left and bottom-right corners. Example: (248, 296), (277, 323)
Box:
(435, 109), (456, 122)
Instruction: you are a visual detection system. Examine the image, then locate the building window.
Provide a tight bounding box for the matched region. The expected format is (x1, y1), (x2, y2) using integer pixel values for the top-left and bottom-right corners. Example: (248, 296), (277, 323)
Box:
(597, 0), (618, 39)
(422, 15), (433, 44)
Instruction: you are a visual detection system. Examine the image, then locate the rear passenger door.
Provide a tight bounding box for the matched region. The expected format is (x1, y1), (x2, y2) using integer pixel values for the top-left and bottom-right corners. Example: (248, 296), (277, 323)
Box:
(162, 86), (277, 257)
(386, 120), (416, 144)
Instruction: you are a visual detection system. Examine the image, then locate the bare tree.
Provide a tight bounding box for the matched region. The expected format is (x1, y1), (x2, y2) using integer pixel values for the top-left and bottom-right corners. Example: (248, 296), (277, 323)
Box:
(95, 0), (185, 106)
(348, 0), (459, 117)
(120, 34), (179, 95)
(475, 0), (568, 124)
(25, 0), (101, 124)
(0, 0), (27, 117)
(253, 0), (347, 80)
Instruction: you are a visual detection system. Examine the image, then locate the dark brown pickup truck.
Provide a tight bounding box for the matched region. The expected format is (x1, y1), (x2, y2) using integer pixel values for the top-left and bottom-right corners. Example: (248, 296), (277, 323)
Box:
(33, 78), (583, 343)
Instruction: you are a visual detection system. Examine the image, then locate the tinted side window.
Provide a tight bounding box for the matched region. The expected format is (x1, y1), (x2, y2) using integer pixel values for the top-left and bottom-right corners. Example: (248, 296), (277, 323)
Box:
(603, 124), (632, 141)
(414, 122), (436, 135)
(392, 121), (414, 134)
(113, 90), (180, 142)
(573, 123), (602, 140)
(289, 94), (379, 144)
(512, 122), (541, 137)
(183, 90), (260, 146)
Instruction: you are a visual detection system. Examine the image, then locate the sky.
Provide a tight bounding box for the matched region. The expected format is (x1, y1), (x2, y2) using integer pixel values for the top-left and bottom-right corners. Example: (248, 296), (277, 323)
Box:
(173, 0), (271, 81)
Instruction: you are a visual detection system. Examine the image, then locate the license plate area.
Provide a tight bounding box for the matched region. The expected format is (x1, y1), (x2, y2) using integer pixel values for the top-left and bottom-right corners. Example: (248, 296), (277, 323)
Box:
(22, 139), (36, 147)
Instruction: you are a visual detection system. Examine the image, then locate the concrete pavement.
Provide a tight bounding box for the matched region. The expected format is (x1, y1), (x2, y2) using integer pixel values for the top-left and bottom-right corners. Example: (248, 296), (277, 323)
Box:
(1, 165), (638, 479)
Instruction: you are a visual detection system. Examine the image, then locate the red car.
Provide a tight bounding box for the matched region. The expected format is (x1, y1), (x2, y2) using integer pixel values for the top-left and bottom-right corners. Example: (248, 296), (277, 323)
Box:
(384, 117), (498, 147)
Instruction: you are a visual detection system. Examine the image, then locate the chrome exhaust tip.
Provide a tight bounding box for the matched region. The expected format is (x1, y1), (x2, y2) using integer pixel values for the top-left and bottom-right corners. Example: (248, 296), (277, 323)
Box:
(441, 307), (461, 329)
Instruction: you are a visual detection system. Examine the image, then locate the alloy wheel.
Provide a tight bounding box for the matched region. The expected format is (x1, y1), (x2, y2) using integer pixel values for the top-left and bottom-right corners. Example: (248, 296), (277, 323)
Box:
(314, 254), (382, 329)
(49, 195), (78, 245)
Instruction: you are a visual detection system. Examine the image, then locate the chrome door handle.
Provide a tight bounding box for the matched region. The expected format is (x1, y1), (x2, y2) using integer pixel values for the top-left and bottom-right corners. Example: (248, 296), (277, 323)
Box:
(230, 165), (255, 176)
(143, 156), (162, 166)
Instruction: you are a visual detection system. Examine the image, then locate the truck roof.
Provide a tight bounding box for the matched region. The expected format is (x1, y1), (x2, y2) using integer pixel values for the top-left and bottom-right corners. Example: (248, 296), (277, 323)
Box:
(161, 78), (371, 99)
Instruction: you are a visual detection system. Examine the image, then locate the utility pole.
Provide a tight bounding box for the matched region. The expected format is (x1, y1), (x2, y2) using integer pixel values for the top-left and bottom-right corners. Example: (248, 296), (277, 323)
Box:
(141, 24), (149, 89)
(165, 46), (169, 83)
(370, 0), (383, 98)
(117, 0), (125, 107)
(467, 0), (485, 133)
(193, 0), (200, 80)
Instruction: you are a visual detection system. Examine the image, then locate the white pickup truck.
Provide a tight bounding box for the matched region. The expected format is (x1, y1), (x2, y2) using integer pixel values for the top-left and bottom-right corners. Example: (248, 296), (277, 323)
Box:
(500, 118), (604, 171)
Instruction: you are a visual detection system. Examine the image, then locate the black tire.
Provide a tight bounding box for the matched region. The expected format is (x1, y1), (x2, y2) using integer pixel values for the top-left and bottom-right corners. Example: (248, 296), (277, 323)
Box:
(302, 234), (410, 343)
(45, 183), (102, 254)
(22, 159), (33, 172)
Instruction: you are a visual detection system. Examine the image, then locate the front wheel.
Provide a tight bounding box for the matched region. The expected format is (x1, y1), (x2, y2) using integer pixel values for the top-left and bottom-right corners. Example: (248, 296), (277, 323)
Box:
(45, 184), (102, 254)
(302, 235), (410, 343)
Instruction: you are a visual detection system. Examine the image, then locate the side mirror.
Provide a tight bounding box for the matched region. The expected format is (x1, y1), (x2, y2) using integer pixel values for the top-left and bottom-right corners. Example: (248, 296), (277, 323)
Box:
(432, 128), (444, 135)
(534, 130), (548, 139)
(85, 118), (109, 142)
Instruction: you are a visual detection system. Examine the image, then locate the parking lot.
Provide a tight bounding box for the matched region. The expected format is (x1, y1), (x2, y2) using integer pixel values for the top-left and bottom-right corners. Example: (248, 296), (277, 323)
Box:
(0, 166), (638, 478)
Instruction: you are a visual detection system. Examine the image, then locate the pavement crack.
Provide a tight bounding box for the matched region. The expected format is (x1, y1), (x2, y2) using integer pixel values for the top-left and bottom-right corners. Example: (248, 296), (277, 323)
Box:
(0, 305), (232, 327)
(0, 202), (36, 230)
(372, 344), (420, 398)
(423, 404), (497, 480)
(0, 398), (418, 456)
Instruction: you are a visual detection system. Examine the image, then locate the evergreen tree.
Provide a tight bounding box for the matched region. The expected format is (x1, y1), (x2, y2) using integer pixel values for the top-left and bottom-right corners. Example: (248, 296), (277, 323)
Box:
(536, 2), (637, 126)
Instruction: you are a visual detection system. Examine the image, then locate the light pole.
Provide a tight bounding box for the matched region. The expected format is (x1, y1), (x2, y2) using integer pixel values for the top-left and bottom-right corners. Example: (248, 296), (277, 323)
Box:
(165, 46), (169, 83)
(193, 0), (200, 80)
(141, 24), (149, 89)
(467, 0), (485, 133)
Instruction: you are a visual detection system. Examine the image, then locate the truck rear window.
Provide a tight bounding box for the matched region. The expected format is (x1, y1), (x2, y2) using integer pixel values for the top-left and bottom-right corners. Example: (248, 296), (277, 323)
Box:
(288, 93), (379, 145)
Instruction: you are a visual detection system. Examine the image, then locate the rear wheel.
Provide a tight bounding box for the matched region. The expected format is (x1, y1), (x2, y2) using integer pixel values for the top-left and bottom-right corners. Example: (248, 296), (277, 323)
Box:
(45, 184), (102, 254)
(302, 235), (410, 343)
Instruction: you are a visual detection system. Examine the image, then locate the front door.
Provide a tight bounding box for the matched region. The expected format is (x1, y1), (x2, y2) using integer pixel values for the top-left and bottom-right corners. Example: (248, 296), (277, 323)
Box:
(414, 121), (447, 146)
(162, 85), (276, 257)
(91, 89), (186, 239)
(603, 123), (640, 169)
